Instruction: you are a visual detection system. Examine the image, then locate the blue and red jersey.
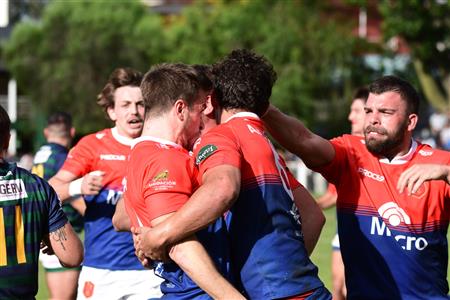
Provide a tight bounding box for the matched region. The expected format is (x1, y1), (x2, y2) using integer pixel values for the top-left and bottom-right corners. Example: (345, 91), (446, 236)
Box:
(61, 127), (143, 270)
(194, 112), (325, 299)
(124, 136), (231, 299)
(315, 134), (450, 299)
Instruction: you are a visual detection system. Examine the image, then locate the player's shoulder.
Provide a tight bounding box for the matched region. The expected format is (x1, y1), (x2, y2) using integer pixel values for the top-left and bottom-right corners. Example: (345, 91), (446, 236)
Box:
(79, 128), (111, 143)
(415, 142), (450, 163)
(202, 123), (236, 144)
(7, 163), (53, 193)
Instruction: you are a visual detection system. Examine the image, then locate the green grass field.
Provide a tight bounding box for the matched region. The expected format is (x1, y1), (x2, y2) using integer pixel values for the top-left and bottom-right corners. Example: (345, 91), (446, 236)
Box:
(36, 208), (449, 299)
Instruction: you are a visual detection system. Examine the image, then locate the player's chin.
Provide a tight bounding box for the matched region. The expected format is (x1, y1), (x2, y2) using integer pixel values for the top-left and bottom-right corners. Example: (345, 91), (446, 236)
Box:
(127, 127), (143, 138)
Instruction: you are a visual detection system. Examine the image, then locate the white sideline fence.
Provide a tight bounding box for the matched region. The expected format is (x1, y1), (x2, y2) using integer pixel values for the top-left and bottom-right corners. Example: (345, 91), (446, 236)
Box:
(286, 159), (328, 196)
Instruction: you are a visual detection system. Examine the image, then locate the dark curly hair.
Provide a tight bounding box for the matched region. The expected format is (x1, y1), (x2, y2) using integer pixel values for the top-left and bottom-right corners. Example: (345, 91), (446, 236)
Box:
(212, 49), (277, 116)
(97, 68), (143, 116)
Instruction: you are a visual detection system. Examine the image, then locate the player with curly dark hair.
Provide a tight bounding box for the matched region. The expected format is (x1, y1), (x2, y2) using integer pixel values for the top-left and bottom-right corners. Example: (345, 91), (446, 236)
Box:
(134, 49), (331, 299)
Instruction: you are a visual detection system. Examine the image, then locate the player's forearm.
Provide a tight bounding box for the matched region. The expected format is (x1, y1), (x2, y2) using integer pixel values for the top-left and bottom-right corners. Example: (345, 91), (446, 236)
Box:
(293, 187), (325, 255)
(169, 236), (244, 300)
(155, 166), (240, 247)
(49, 223), (84, 268)
(49, 176), (72, 202)
(112, 198), (131, 232)
(262, 105), (334, 168)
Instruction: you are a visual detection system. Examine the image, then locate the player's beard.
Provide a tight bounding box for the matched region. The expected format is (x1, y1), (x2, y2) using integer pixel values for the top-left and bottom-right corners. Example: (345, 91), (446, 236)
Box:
(365, 119), (409, 158)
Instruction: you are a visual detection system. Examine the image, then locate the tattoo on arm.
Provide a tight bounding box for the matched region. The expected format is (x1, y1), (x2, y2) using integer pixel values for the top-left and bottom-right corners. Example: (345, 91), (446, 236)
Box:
(50, 224), (68, 251)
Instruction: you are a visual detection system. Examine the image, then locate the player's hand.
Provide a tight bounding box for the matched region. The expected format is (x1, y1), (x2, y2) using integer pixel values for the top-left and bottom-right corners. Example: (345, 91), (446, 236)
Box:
(81, 170), (105, 195)
(397, 164), (450, 195)
(132, 226), (170, 262)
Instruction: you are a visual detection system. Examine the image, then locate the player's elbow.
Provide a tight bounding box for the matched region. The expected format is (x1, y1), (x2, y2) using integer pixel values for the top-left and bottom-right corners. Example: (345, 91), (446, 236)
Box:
(210, 171), (240, 209)
(59, 244), (84, 268)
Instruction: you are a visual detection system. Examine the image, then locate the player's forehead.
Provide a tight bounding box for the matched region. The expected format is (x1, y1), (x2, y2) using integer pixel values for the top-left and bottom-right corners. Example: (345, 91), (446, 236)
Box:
(114, 85), (143, 104)
(365, 91), (404, 110)
(351, 98), (365, 111)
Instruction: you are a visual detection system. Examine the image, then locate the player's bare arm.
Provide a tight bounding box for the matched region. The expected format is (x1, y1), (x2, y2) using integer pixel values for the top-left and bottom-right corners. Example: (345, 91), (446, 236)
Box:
(135, 212), (245, 300)
(112, 197), (131, 232)
(293, 185), (325, 255)
(138, 165), (241, 261)
(47, 223), (83, 268)
(49, 169), (104, 202)
(397, 163), (450, 195)
(262, 105), (335, 169)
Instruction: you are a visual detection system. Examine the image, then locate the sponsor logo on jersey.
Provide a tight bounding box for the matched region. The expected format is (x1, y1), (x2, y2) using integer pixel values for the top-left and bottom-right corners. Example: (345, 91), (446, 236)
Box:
(289, 203), (302, 237)
(0, 179), (28, 201)
(100, 154), (126, 161)
(370, 201), (428, 251)
(96, 133), (106, 139)
(358, 167), (385, 182)
(153, 170), (168, 181)
(378, 202), (410, 226)
(196, 144), (217, 165)
(149, 170), (176, 190)
(418, 149), (433, 156)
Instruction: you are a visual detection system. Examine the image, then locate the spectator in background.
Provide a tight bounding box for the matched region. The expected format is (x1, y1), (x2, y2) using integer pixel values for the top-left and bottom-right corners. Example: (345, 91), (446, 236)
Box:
(0, 105), (83, 299)
(32, 112), (85, 300)
(316, 87), (368, 300)
(49, 68), (162, 300)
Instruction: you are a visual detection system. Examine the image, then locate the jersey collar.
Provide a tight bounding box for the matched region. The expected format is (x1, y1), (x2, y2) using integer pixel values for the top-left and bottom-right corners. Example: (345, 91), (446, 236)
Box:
(131, 135), (183, 150)
(378, 139), (417, 165)
(224, 112), (260, 123)
(111, 127), (134, 146)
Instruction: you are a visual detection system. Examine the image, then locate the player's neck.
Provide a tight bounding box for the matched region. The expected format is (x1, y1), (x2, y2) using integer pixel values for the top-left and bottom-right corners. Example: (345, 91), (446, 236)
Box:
(219, 109), (247, 124)
(383, 138), (413, 161)
(142, 117), (179, 145)
(46, 137), (70, 148)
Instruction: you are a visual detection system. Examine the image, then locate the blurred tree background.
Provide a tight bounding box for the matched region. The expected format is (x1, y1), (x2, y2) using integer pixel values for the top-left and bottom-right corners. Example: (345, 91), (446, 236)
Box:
(2, 0), (449, 152)
(380, 0), (450, 113)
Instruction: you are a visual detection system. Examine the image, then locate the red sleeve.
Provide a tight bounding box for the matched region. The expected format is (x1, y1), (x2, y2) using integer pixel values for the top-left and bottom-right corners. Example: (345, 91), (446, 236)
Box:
(327, 183), (337, 196)
(61, 135), (95, 177)
(143, 151), (194, 221)
(194, 129), (241, 178)
(313, 135), (348, 186)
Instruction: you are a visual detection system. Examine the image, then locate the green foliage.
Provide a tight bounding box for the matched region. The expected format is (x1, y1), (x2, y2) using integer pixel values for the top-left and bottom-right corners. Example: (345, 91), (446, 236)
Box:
(4, 0), (165, 135)
(4, 0), (376, 142)
(380, 0), (450, 111)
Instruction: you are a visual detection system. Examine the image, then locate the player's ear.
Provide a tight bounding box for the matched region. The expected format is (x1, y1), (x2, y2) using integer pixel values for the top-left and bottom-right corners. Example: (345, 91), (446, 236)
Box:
(43, 128), (50, 139)
(70, 127), (76, 138)
(407, 113), (418, 132)
(107, 106), (117, 122)
(174, 99), (187, 121)
(203, 95), (214, 117)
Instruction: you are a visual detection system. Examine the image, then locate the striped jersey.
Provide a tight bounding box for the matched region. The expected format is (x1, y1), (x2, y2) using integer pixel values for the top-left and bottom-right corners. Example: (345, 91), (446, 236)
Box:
(315, 134), (450, 299)
(124, 136), (231, 299)
(32, 143), (83, 233)
(0, 160), (68, 299)
(61, 127), (143, 270)
(193, 112), (325, 299)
